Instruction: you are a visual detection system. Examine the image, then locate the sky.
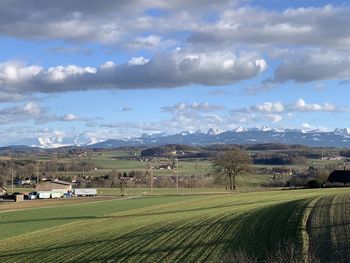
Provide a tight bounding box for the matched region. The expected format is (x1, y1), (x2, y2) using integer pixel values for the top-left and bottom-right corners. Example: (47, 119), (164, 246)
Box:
(0, 0), (350, 145)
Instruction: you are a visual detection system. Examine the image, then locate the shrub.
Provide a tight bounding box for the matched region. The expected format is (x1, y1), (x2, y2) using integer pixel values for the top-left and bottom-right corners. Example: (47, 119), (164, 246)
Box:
(307, 180), (321, 188)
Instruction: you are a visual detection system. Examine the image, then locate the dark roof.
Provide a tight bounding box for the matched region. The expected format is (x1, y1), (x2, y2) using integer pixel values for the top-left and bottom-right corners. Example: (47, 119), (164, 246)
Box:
(42, 180), (71, 186)
(328, 170), (350, 183)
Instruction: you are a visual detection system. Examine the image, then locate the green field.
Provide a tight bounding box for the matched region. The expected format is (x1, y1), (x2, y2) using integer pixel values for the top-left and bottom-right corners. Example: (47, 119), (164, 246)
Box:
(306, 193), (350, 262)
(1, 188), (350, 262)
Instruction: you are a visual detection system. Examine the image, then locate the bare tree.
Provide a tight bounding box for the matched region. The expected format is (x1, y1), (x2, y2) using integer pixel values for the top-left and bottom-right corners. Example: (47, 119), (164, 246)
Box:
(0, 164), (9, 195)
(212, 148), (251, 191)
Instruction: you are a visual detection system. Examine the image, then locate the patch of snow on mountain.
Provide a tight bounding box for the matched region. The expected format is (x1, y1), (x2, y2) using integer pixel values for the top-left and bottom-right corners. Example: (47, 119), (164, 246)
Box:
(207, 128), (223, 135)
(233, 127), (248, 132)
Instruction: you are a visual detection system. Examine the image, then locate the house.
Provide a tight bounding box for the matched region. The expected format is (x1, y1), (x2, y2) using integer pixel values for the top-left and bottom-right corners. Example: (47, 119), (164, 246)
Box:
(271, 167), (293, 176)
(0, 187), (7, 196)
(328, 170), (350, 185)
(157, 164), (172, 170)
(36, 179), (72, 193)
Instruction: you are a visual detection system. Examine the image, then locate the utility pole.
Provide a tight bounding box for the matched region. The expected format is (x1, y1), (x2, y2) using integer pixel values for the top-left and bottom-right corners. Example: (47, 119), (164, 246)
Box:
(176, 158), (179, 195)
(11, 159), (14, 194)
(150, 168), (153, 195)
(36, 162), (39, 184)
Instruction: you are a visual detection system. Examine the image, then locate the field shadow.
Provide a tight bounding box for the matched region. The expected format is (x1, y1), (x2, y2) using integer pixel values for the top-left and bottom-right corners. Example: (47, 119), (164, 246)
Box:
(307, 194), (350, 263)
(1, 199), (310, 263)
(0, 198), (282, 225)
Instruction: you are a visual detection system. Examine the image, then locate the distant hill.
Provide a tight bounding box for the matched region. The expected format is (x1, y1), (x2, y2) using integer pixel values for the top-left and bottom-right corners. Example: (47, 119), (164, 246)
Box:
(140, 144), (203, 157)
(88, 128), (350, 148)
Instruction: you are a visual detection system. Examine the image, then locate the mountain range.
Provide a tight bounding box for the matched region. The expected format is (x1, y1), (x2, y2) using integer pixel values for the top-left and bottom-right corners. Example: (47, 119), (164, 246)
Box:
(5, 127), (350, 149)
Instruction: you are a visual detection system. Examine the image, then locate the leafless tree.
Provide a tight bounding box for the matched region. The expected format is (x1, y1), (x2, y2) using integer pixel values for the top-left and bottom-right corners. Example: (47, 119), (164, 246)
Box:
(212, 148), (251, 190)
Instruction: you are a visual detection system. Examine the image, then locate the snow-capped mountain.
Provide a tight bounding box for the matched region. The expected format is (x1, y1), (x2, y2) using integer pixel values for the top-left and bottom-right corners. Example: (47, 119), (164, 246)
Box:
(9, 133), (99, 148)
(5, 127), (350, 148)
(207, 128), (223, 135)
(334, 128), (350, 137)
(86, 127), (350, 148)
(233, 127), (248, 133)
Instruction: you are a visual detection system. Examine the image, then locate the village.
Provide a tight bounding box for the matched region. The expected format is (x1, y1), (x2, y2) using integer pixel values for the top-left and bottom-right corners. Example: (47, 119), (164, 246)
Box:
(1, 179), (97, 202)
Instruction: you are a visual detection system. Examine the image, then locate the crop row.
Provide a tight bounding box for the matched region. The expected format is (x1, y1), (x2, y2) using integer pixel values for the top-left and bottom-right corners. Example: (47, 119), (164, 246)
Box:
(1, 189), (349, 262)
(307, 193), (350, 262)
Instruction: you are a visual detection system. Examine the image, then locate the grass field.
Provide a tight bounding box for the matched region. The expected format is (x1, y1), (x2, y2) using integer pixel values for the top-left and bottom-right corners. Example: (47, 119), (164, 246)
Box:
(306, 192), (350, 262)
(1, 188), (350, 262)
(10, 171), (273, 196)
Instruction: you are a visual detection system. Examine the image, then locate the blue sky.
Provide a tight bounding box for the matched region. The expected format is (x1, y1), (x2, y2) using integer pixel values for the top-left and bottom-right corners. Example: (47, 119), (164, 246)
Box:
(0, 0), (349, 146)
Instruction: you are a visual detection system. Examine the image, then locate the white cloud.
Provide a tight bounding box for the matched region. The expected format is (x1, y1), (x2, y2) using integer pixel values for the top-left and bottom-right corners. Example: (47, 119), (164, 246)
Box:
(233, 99), (344, 114)
(273, 49), (350, 83)
(0, 51), (266, 94)
(251, 102), (284, 113)
(100, 61), (115, 69)
(127, 35), (178, 51)
(266, 114), (283, 123)
(189, 5), (350, 50)
(161, 102), (224, 113)
(292, 98), (339, 112)
(61, 113), (79, 121)
(0, 102), (44, 124)
(0, 1), (238, 46)
(300, 123), (331, 132)
(128, 57), (150, 66)
(0, 102), (89, 125)
(45, 65), (97, 83)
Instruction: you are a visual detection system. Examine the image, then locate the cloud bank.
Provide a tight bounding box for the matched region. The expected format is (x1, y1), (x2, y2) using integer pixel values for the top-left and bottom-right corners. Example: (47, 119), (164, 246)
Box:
(0, 52), (266, 94)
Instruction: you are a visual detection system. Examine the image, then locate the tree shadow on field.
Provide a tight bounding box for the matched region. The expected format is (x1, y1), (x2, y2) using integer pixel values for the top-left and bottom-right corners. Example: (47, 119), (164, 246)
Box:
(221, 199), (308, 261)
(0, 215), (100, 224)
(1, 199), (310, 263)
(307, 194), (350, 263)
(0, 199), (280, 225)
(307, 201), (350, 209)
(1, 214), (244, 262)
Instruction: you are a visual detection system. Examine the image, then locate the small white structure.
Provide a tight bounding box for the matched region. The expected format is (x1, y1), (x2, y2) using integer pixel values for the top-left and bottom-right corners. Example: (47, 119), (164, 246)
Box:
(37, 191), (51, 199)
(73, 188), (97, 197)
(51, 192), (62, 198)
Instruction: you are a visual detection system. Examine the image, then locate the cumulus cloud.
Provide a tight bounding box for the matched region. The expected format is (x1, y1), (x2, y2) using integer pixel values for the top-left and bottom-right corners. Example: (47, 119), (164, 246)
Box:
(188, 5), (350, 50)
(292, 99), (339, 112)
(0, 102), (88, 125)
(0, 1), (238, 45)
(266, 114), (283, 123)
(273, 50), (350, 83)
(0, 51), (266, 94)
(0, 102), (43, 124)
(127, 57), (150, 66)
(102, 98), (344, 136)
(127, 35), (177, 50)
(5, 1), (348, 53)
(232, 101), (284, 114)
(228, 98), (346, 126)
(233, 99), (345, 114)
(161, 102), (224, 113)
(251, 102), (284, 113)
(60, 113), (80, 121)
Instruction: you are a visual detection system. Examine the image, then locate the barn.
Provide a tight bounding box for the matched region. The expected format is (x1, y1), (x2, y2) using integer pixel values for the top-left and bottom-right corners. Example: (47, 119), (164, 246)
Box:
(36, 180), (72, 193)
(328, 170), (350, 185)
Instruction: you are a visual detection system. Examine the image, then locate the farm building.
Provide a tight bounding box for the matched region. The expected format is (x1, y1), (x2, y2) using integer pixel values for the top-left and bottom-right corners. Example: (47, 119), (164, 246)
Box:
(36, 180), (72, 192)
(328, 170), (350, 185)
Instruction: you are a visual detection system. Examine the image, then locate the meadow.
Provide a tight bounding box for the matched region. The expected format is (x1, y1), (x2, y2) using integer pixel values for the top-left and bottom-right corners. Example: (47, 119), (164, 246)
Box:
(1, 188), (349, 262)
